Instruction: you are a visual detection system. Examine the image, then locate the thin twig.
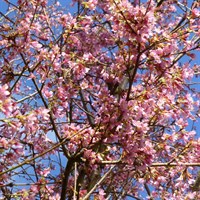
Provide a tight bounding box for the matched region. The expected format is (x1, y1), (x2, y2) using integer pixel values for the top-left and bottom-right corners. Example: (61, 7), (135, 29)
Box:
(79, 90), (95, 127)
(74, 162), (77, 200)
(151, 162), (200, 167)
(167, 142), (192, 165)
(0, 138), (68, 177)
(16, 91), (38, 103)
(0, 126), (89, 177)
(144, 183), (153, 200)
(82, 165), (115, 200)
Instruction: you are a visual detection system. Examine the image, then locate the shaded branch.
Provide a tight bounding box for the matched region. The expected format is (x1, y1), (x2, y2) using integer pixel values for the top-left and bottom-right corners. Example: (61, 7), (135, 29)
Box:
(60, 160), (74, 200)
(191, 171), (200, 191)
(144, 183), (154, 200)
(156, 0), (165, 7)
(79, 90), (95, 127)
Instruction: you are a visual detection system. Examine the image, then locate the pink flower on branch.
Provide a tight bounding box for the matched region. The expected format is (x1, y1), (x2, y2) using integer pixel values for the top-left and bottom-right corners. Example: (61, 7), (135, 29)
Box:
(0, 0), (200, 199)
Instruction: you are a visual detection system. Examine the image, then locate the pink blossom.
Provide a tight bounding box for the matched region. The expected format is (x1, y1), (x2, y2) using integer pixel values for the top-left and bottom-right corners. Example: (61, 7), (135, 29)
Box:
(0, 84), (10, 99)
(0, 138), (8, 149)
(42, 85), (53, 98)
(36, 108), (50, 120)
(99, 188), (106, 200)
(0, 0), (199, 199)
(31, 41), (42, 49)
(39, 167), (50, 177)
(88, 0), (98, 10)
(191, 8), (200, 18)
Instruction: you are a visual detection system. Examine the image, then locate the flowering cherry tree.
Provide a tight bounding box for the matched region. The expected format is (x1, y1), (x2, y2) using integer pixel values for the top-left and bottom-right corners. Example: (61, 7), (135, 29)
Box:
(0, 0), (200, 199)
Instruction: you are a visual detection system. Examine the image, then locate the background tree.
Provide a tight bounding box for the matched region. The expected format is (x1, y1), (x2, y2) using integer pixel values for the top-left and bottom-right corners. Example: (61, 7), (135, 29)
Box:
(0, 0), (200, 199)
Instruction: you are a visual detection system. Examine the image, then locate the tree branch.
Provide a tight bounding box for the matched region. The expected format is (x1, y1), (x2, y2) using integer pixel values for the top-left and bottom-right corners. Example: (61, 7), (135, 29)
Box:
(156, 0), (165, 7)
(79, 90), (95, 127)
(151, 163), (200, 167)
(82, 165), (115, 200)
(60, 160), (74, 200)
(0, 126), (88, 177)
(73, 162), (77, 200)
(144, 183), (154, 200)
(0, 138), (68, 177)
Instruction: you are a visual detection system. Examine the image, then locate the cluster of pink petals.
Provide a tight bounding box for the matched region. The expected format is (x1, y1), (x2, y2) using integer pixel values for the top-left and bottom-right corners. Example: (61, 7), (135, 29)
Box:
(0, 0), (199, 199)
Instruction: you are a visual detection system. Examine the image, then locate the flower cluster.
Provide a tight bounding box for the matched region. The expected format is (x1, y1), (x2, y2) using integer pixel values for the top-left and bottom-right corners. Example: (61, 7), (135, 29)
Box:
(0, 0), (199, 199)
